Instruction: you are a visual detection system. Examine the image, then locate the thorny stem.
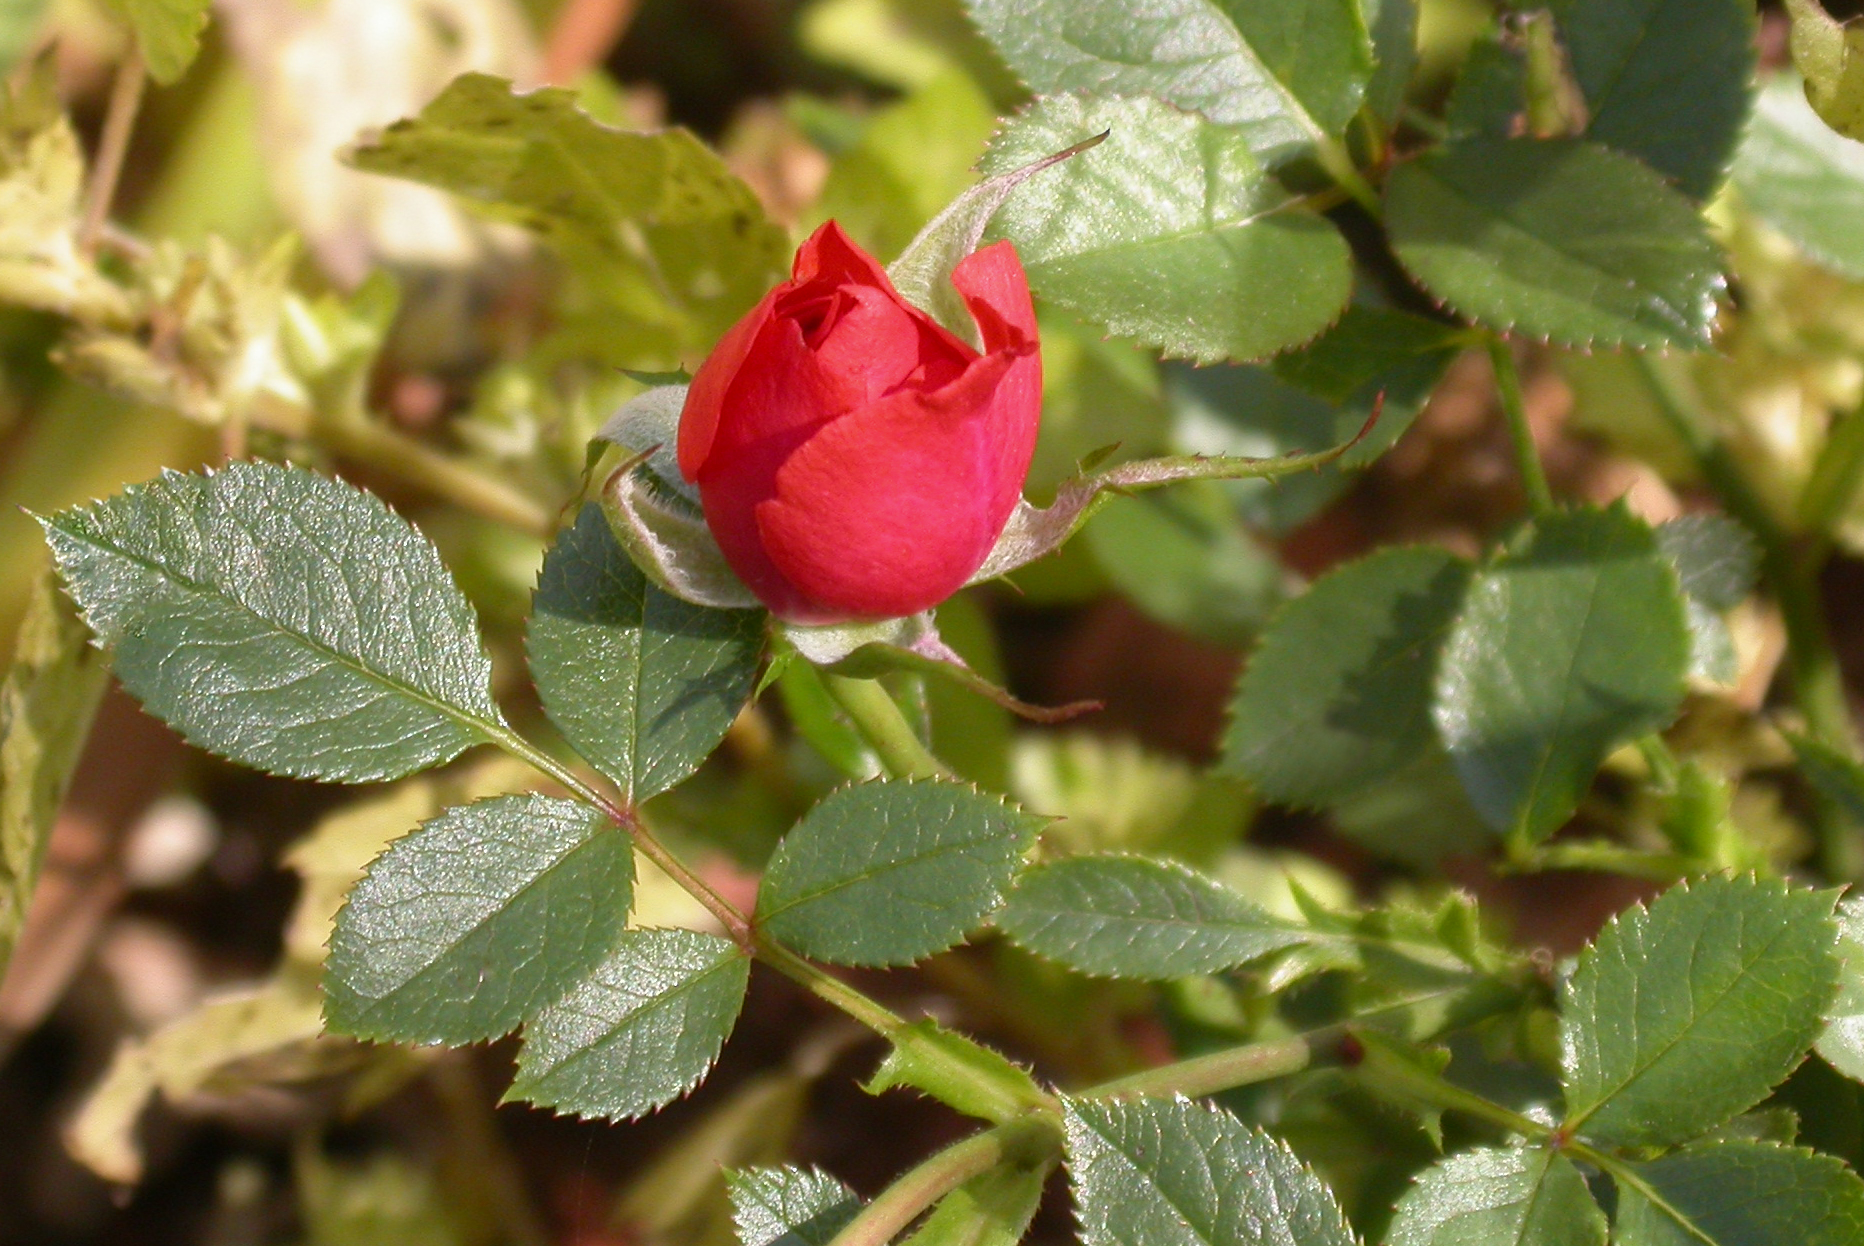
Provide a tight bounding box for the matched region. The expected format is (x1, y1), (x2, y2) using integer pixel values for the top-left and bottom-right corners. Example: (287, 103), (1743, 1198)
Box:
(1487, 337), (1556, 516)
(78, 46), (146, 255)
(1632, 356), (1862, 877)
(822, 673), (953, 780)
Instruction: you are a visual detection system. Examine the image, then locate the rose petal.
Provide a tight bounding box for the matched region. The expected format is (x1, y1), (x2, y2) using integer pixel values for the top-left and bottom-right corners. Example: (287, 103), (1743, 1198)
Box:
(952, 240), (1039, 353)
(753, 350), (1033, 619)
(677, 289), (777, 479)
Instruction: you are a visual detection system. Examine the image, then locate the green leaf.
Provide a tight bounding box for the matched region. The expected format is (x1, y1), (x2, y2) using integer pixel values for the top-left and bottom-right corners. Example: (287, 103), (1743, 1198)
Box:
(865, 1019), (1049, 1123)
(726, 1166), (862, 1246)
(755, 780), (1042, 967)
(1561, 874), (1841, 1149)
(1363, 0), (1419, 127)
(1084, 486), (1284, 648)
(324, 794), (634, 1044)
(1432, 506), (1690, 845)
(510, 928), (749, 1120)
(1225, 546), (1471, 808)
(1817, 896), (1864, 1083)
(1386, 1146), (1605, 1246)
(350, 74), (787, 353)
(1733, 74), (1864, 282)
(902, 1163), (1046, 1246)
(1784, 0), (1864, 144)
(1164, 307), (1460, 532)
(1445, 27), (1525, 140)
(980, 93), (1352, 365)
(116, 0), (211, 85)
(1656, 513), (1758, 686)
(1064, 1097), (1355, 1246)
(993, 855), (1306, 979)
(530, 504), (764, 804)
(1, 567), (108, 980)
(1545, 0), (1756, 199)
(1385, 137), (1723, 350)
(40, 463), (504, 783)
(966, 0), (1372, 160)
(1789, 733), (1864, 828)
(1614, 1141), (1864, 1246)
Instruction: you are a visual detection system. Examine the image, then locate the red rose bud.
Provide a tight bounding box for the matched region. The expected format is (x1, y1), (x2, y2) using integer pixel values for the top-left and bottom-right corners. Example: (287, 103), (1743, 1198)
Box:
(676, 221), (1041, 624)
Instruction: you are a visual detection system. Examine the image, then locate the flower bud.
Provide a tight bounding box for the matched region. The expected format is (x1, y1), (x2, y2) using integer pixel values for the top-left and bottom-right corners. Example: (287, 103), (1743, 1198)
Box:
(676, 222), (1041, 623)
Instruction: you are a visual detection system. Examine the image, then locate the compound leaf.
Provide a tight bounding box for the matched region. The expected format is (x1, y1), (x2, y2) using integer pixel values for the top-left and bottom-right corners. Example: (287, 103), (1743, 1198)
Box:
(1561, 874), (1840, 1149)
(510, 928), (749, 1120)
(530, 504), (764, 803)
(981, 93), (1351, 365)
(993, 855), (1307, 979)
(1432, 506), (1690, 845)
(1225, 545), (1471, 808)
(1385, 137), (1723, 350)
(756, 780), (1041, 967)
(41, 462), (505, 784)
(324, 794), (634, 1045)
(1386, 1146), (1607, 1246)
(1546, 0), (1757, 199)
(1064, 1097), (1355, 1246)
(726, 1166), (862, 1246)
(1614, 1141), (1864, 1246)
(967, 0), (1371, 162)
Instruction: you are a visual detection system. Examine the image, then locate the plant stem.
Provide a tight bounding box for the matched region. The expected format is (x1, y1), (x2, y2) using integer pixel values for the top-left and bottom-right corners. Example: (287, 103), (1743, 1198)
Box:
(754, 937), (906, 1035)
(823, 1117), (1060, 1246)
(1079, 1034), (1322, 1101)
(1352, 1034), (1548, 1139)
(822, 674), (952, 780)
(78, 46), (147, 255)
(321, 414), (556, 538)
(1315, 136), (1381, 216)
(1488, 337), (1555, 516)
(486, 724), (754, 946)
(1799, 395), (1864, 543)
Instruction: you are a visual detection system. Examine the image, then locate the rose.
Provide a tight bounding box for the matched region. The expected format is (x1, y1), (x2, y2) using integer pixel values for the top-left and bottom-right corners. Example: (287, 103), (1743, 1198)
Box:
(676, 221), (1041, 624)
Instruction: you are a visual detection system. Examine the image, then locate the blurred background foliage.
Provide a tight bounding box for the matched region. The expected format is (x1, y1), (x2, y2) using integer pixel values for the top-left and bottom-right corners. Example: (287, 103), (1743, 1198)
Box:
(6, 0), (1864, 1243)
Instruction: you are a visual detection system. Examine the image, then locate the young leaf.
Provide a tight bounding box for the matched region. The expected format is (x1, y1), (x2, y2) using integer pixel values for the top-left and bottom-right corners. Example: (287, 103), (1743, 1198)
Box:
(1784, 0), (1864, 144)
(1, 568), (108, 981)
(1544, 0), (1757, 199)
(530, 504), (764, 804)
(726, 1166), (862, 1246)
(1225, 546), (1471, 808)
(865, 1019), (1050, 1124)
(323, 795), (633, 1045)
(1816, 896), (1864, 1083)
(40, 463), (506, 783)
(992, 855), (1307, 980)
(1733, 74), (1864, 282)
(1386, 1146), (1606, 1246)
(966, 0), (1372, 161)
(349, 74), (787, 352)
(509, 928), (749, 1120)
(1613, 1141), (1864, 1246)
(1432, 506), (1691, 845)
(1561, 875), (1841, 1149)
(119, 0), (212, 85)
(902, 1163), (1046, 1246)
(980, 93), (1352, 365)
(1064, 1097), (1355, 1246)
(1446, 28), (1528, 140)
(1385, 138), (1723, 350)
(756, 780), (1042, 967)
